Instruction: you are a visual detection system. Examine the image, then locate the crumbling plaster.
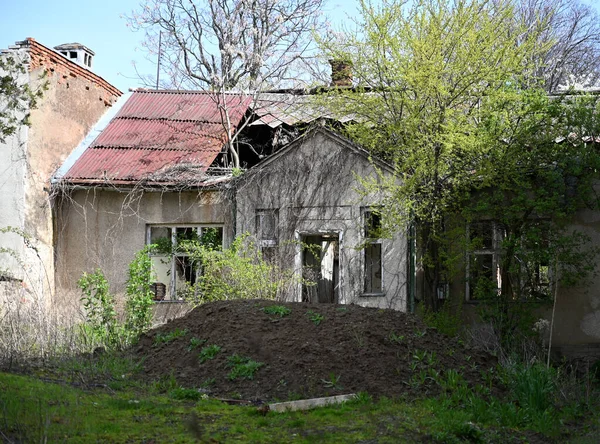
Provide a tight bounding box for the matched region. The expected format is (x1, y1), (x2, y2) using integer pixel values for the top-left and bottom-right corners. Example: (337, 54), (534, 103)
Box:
(55, 188), (234, 307)
(235, 129), (408, 310)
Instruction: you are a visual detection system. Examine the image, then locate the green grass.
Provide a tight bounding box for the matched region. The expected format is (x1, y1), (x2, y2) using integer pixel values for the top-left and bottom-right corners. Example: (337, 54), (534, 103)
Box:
(0, 368), (597, 443)
(153, 327), (189, 346)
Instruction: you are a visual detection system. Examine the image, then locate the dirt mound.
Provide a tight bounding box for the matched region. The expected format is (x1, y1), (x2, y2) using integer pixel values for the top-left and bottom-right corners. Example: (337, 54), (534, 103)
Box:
(133, 300), (496, 401)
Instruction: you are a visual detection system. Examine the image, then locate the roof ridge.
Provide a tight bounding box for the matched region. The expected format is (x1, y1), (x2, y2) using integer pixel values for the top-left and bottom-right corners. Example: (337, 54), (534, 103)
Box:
(130, 88), (251, 96)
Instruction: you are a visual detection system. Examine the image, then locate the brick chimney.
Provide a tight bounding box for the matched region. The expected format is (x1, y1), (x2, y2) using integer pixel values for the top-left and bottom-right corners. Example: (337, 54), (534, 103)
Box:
(54, 43), (94, 69)
(329, 59), (353, 87)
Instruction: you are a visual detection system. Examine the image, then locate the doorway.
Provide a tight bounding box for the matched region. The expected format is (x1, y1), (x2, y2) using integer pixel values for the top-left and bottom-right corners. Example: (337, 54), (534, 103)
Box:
(301, 234), (339, 303)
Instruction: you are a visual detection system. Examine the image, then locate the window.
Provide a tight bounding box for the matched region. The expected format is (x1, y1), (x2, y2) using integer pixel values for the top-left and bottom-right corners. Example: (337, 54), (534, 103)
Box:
(69, 51), (77, 59)
(146, 225), (223, 301)
(256, 209), (278, 262)
(467, 221), (504, 300)
(363, 209), (383, 294)
(467, 221), (552, 300)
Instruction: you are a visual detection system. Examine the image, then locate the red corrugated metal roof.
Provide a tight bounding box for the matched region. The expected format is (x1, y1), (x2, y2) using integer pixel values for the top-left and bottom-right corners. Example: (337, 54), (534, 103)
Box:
(91, 120), (226, 150)
(67, 148), (216, 182)
(64, 90), (252, 184)
(116, 90), (250, 123)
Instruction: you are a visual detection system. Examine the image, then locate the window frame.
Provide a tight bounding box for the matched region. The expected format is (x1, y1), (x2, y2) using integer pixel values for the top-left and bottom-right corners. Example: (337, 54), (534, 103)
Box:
(466, 220), (504, 301)
(146, 224), (224, 301)
(362, 207), (385, 296)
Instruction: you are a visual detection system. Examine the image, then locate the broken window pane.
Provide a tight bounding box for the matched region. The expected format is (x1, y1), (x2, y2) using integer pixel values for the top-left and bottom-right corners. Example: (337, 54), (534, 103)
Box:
(256, 209), (278, 247)
(364, 210), (382, 239)
(469, 254), (495, 299)
(364, 242), (383, 293)
(147, 224), (223, 301)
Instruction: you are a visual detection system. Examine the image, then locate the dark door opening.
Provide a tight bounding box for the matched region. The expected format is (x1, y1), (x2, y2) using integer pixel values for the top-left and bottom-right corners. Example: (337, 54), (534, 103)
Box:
(301, 234), (339, 303)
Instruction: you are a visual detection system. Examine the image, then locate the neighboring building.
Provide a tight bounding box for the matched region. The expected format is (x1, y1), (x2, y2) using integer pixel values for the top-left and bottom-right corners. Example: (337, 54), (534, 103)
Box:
(0, 38), (121, 304)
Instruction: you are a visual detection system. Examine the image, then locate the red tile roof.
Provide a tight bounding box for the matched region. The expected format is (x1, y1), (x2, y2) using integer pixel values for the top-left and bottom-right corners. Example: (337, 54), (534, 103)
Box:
(63, 90), (252, 185)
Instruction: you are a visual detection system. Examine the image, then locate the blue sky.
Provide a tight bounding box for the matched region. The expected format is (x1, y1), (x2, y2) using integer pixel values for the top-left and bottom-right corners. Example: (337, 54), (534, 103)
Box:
(0, 0), (357, 93)
(2, 0), (599, 92)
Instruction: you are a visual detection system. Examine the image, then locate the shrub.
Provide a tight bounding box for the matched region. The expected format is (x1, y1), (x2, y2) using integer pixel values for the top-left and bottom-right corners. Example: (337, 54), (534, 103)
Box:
(183, 234), (300, 305)
(78, 269), (119, 348)
(124, 246), (155, 340)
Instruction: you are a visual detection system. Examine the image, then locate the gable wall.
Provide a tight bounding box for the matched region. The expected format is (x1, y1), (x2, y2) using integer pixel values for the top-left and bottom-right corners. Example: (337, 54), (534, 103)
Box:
(0, 38), (121, 304)
(236, 130), (408, 310)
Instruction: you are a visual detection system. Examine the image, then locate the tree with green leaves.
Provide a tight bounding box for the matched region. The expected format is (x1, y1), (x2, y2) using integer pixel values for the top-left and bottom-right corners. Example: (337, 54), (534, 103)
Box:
(0, 52), (44, 143)
(318, 0), (600, 315)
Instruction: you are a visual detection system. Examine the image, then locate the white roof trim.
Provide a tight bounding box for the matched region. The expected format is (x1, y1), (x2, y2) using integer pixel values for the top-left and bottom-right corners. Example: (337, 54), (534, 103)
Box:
(52, 92), (132, 182)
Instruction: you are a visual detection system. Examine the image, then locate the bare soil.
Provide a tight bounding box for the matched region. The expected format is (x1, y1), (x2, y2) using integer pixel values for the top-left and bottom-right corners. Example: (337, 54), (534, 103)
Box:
(133, 299), (497, 402)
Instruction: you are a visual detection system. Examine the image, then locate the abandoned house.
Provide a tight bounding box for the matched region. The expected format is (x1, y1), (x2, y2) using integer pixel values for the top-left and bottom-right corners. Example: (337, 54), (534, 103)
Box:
(1, 44), (598, 359)
(0, 38), (121, 303)
(51, 89), (409, 321)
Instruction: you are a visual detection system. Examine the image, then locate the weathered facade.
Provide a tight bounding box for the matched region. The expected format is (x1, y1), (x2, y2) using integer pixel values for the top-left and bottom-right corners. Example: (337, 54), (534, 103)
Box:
(236, 127), (408, 309)
(0, 38), (121, 302)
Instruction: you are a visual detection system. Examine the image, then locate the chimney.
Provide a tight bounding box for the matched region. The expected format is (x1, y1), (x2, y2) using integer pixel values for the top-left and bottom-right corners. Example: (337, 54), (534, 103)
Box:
(54, 43), (94, 69)
(329, 59), (353, 87)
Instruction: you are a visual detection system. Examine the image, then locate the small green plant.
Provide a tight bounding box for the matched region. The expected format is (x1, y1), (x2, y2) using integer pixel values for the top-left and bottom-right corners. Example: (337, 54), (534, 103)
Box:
(153, 328), (188, 346)
(414, 329), (427, 338)
(169, 387), (206, 401)
(388, 331), (405, 344)
(187, 337), (206, 352)
(201, 377), (216, 388)
(412, 349), (428, 362)
(307, 310), (324, 326)
(227, 354), (264, 380)
(198, 344), (222, 363)
(352, 392), (372, 405)
(352, 330), (366, 348)
(321, 373), (342, 390)
(262, 305), (292, 317)
(426, 351), (438, 366)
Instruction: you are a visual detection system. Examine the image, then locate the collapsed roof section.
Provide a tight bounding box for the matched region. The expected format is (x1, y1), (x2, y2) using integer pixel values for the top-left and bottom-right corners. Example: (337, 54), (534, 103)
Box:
(57, 89), (356, 188)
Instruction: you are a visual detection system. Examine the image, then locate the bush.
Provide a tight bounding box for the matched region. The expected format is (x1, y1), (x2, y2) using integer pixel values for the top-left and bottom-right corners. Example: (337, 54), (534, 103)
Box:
(78, 270), (119, 348)
(417, 303), (462, 337)
(182, 234), (300, 305)
(124, 246), (155, 340)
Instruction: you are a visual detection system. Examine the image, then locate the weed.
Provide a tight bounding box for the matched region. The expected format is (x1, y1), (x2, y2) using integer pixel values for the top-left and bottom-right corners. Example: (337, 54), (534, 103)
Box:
(426, 351), (438, 366)
(352, 392), (373, 405)
(198, 344), (221, 363)
(412, 349), (428, 362)
(414, 329), (427, 338)
(321, 373), (342, 390)
(227, 354), (264, 380)
(352, 330), (366, 348)
(307, 310), (325, 326)
(262, 305), (292, 317)
(201, 377), (216, 388)
(388, 331), (405, 344)
(187, 337), (206, 352)
(153, 328), (188, 346)
(169, 387), (207, 401)
(150, 372), (179, 393)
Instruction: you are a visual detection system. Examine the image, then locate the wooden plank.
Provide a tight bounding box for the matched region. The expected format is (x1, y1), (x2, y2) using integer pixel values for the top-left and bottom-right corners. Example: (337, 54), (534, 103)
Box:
(268, 394), (356, 413)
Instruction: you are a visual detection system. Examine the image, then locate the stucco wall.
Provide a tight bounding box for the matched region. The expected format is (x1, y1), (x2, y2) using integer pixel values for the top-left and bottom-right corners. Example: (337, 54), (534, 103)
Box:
(0, 39), (121, 304)
(54, 188), (234, 307)
(235, 129), (408, 310)
(0, 50), (29, 281)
